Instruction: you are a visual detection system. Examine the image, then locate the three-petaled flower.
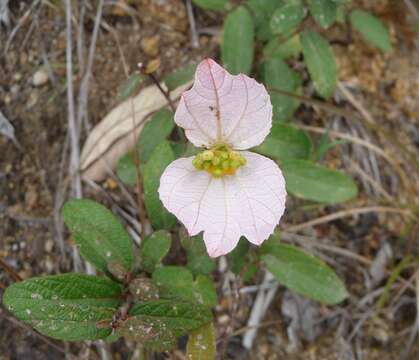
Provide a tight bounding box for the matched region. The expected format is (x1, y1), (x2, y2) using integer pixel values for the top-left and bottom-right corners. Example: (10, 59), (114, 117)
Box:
(159, 59), (286, 257)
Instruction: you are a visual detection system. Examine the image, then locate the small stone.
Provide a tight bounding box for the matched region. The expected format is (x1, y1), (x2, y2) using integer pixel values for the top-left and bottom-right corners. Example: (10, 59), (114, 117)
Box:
(44, 239), (54, 253)
(10, 84), (20, 95)
(32, 69), (49, 87)
(218, 314), (230, 325)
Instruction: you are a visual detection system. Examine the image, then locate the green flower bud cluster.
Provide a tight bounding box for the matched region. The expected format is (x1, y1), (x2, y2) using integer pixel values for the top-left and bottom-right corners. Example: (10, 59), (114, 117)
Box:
(192, 145), (247, 178)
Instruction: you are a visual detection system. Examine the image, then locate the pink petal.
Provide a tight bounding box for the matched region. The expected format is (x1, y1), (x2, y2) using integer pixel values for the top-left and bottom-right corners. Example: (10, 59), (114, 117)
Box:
(158, 152), (286, 257)
(174, 58), (272, 150)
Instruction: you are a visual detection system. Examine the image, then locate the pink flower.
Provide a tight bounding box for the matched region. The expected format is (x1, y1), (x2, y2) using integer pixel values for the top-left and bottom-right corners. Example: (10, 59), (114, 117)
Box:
(159, 59), (286, 257)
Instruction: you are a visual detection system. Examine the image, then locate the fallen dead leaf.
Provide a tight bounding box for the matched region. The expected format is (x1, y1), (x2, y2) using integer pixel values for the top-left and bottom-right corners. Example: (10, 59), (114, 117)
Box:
(80, 81), (191, 181)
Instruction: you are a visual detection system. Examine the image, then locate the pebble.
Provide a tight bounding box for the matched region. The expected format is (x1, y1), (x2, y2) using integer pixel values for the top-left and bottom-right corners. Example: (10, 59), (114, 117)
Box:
(44, 239), (54, 253)
(32, 69), (49, 87)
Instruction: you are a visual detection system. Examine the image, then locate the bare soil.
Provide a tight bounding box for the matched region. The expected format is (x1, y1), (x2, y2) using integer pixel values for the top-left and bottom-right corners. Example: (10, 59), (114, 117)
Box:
(0, 1), (418, 359)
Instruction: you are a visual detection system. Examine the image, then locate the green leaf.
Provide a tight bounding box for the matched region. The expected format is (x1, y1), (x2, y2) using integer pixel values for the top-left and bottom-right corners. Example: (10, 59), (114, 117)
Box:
(313, 129), (347, 161)
(63, 199), (134, 275)
(152, 266), (217, 307)
(221, 6), (254, 75)
(140, 230), (172, 273)
(186, 322), (216, 360)
(142, 142), (177, 230)
(263, 34), (302, 59)
(228, 238), (249, 275)
(301, 31), (337, 98)
(163, 63), (197, 91)
(255, 123), (312, 161)
(270, 0), (305, 35)
(121, 294), (213, 351)
(182, 143), (201, 157)
(259, 232), (282, 254)
(118, 316), (177, 351)
(260, 58), (302, 121)
(138, 109), (175, 164)
(104, 332), (121, 343)
(350, 10), (392, 52)
(281, 159), (358, 203)
(116, 110), (174, 186)
(129, 278), (160, 301)
(261, 244), (348, 304)
(192, 0), (229, 12)
(246, 0), (284, 41)
(308, 0), (338, 29)
(129, 299), (212, 337)
(3, 274), (122, 341)
(117, 73), (144, 101)
(182, 234), (216, 275)
(116, 152), (137, 186)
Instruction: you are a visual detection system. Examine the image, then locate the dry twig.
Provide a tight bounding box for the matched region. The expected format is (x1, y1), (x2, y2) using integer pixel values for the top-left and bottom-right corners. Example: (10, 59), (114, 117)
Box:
(283, 206), (413, 234)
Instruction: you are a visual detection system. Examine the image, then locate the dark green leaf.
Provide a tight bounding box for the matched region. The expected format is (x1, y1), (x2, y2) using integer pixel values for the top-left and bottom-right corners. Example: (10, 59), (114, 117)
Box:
(182, 143), (201, 157)
(263, 34), (302, 59)
(116, 152), (137, 186)
(129, 278), (160, 301)
(255, 123), (311, 161)
(117, 73), (144, 101)
(152, 266), (217, 307)
(221, 6), (254, 75)
(228, 238), (249, 275)
(260, 58), (302, 121)
(313, 129), (347, 161)
(259, 231), (281, 254)
(270, 0), (305, 35)
(182, 234), (216, 275)
(117, 110), (174, 186)
(118, 316), (176, 351)
(142, 142), (177, 230)
(246, 0), (284, 41)
(281, 159), (358, 203)
(186, 322), (216, 360)
(301, 31), (337, 98)
(192, 0), (229, 12)
(170, 142), (186, 159)
(3, 274), (122, 341)
(63, 199), (134, 275)
(104, 332), (121, 343)
(138, 109), (175, 164)
(141, 230), (172, 273)
(164, 63), (197, 91)
(262, 244), (348, 304)
(129, 299), (212, 336)
(350, 10), (392, 52)
(308, 0), (338, 29)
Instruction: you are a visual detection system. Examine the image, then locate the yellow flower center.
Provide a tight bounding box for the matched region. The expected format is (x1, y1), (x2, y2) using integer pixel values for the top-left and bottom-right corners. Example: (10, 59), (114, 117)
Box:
(192, 145), (247, 178)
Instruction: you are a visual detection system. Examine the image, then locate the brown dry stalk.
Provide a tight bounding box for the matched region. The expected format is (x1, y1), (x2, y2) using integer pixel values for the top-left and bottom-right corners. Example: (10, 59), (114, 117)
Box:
(337, 82), (418, 184)
(416, 269), (419, 328)
(269, 86), (414, 194)
(0, 257), (22, 282)
(283, 206), (414, 233)
(298, 125), (404, 182)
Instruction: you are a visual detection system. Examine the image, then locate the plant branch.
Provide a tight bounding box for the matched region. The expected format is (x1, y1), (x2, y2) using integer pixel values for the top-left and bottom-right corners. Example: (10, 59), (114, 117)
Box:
(0, 257), (22, 282)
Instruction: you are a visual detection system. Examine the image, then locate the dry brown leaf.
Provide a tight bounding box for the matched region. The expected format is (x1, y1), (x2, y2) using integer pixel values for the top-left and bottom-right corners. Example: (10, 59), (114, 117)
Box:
(80, 81), (191, 181)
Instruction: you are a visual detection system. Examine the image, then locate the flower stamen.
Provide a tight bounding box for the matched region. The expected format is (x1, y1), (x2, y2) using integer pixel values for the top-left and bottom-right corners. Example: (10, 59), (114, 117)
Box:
(193, 145), (247, 178)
